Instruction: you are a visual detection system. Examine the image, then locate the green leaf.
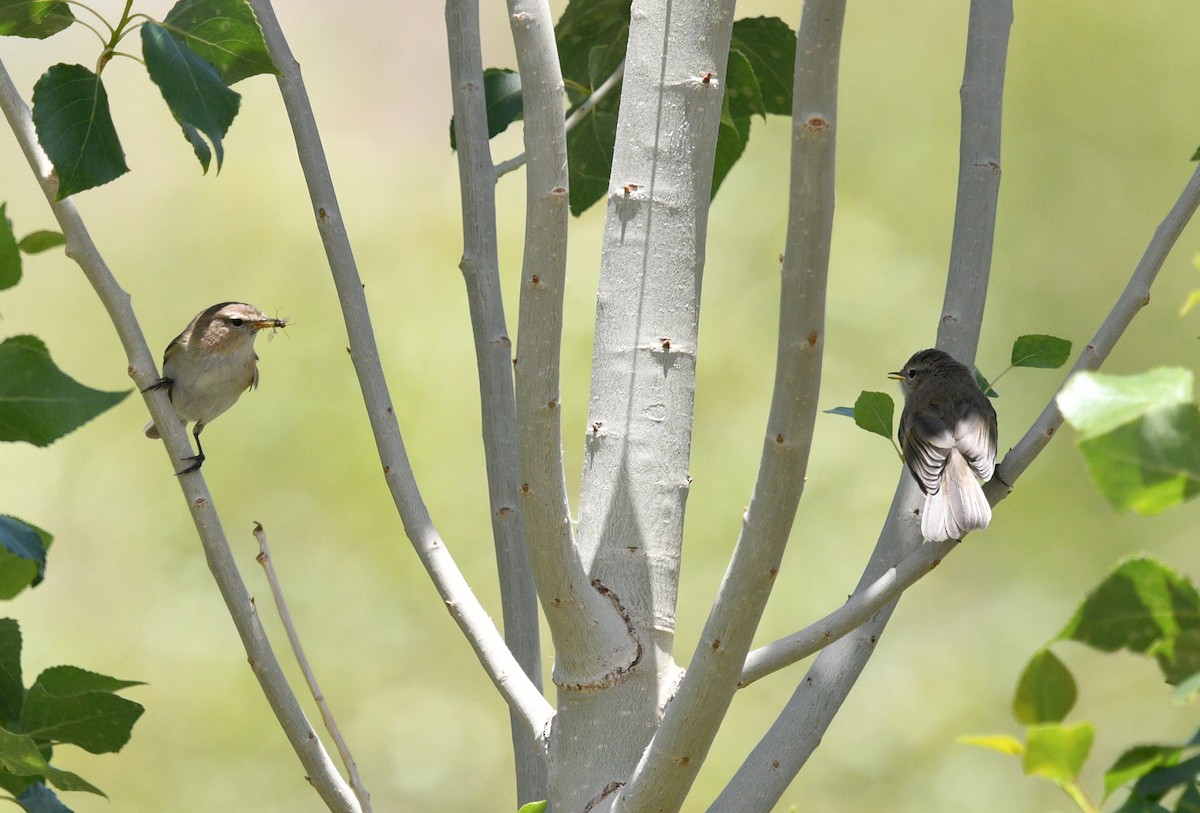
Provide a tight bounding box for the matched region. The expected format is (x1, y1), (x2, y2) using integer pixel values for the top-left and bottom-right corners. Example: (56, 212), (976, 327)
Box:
(975, 367), (999, 398)
(1077, 402), (1200, 515)
(0, 618), (23, 727)
(0, 726), (103, 796)
(517, 803), (548, 813)
(30, 64), (127, 198)
(0, 335), (131, 447)
(723, 46), (766, 121)
(1106, 745), (1184, 800)
(0, 202), (19, 290)
(1058, 557), (1200, 684)
(824, 406), (855, 419)
(20, 666), (144, 754)
(1011, 334), (1072, 369)
(17, 782), (75, 813)
(1058, 368), (1193, 439)
(566, 103), (618, 217)
(1012, 649), (1077, 725)
(1175, 782), (1200, 813)
(16, 231), (64, 255)
(161, 0), (278, 85)
(958, 733), (1025, 757)
(0, 516), (47, 594)
(141, 21), (241, 173)
(0, 1), (74, 39)
(1023, 722), (1094, 784)
(449, 68), (523, 150)
(712, 50), (755, 197)
(852, 391), (895, 440)
(729, 17), (796, 116)
(1132, 754), (1200, 797)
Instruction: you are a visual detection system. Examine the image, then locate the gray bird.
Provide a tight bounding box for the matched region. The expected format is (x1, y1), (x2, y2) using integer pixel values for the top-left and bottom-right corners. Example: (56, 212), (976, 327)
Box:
(889, 348), (998, 541)
(144, 302), (286, 474)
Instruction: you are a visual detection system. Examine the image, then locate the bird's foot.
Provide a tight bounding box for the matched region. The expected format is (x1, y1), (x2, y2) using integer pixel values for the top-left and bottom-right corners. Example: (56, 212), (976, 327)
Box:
(142, 376), (173, 394)
(175, 454), (204, 476)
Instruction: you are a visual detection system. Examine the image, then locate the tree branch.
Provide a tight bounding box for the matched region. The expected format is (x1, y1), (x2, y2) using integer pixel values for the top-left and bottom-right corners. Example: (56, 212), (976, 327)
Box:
(617, 2), (844, 812)
(254, 524), (371, 813)
(444, 0), (547, 799)
(495, 60), (625, 178)
(710, 3), (1012, 809)
(0, 56), (360, 813)
(246, 0), (553, 746)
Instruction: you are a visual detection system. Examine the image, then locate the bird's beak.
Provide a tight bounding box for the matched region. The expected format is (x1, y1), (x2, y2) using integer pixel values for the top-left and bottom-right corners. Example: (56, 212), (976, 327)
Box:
(887, 371), (904, 381)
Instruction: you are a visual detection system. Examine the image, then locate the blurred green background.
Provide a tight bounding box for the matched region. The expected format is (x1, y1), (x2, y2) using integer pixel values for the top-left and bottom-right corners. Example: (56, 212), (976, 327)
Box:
(3, 1), (1200, 811)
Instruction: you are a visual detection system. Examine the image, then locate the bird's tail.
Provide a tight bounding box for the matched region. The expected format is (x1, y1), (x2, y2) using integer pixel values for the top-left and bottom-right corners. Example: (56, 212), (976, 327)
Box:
(144, 419), (160, 439)
(921, 451), (991, 542)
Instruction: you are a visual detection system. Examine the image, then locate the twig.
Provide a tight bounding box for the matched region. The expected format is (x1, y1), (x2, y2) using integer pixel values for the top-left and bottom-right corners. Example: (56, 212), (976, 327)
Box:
(254, 523), (372, 813)
(245, 0), (554, 745)
(0, 55), (360, 813)
(495, 59), (624, 178)
(445, 0), (546, 799)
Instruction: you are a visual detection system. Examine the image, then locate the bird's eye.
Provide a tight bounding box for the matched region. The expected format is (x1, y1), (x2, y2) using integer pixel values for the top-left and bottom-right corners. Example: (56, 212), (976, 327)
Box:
(229, 318), (244, 327)
(907, 368), (917, 379)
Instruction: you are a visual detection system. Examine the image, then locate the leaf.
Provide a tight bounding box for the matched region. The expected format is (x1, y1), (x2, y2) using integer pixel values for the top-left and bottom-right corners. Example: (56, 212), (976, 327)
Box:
(1181, 290), (1200, 317)
(0, 1), (74, 39)
(0, 618), (23, 727)
(566, 103), (618, 216)
(0, 726), (103, 796)
(20, 666), (144, 754)
(517, 803), (548, 813)
(0, 515), (47, 594)
(729, 16), (796, 116)
(16, 231), (64, 255)
(449, 68), (523, 150)
(17, 783), (76, 813)
(1176, 783), (1200, 813)
(1011, 334), (1072, 369)
(1012, 648), (1077, 725)
(975, 367), (999, 398)
(1131, 754), (1200, 797)
(1023, 722), (1094, 784)
(723, 47), (766, 122)
(1105, 745), (1184, 800)
(30, 64), (127, 198)
(141, 21), (241, 173)
(161, 0), (277, 85)
(1058, 368), (1193, 439)
(0, 202), (19, 290)
(958, 733), (1025, 757)
(712, 50), (755, 197)
(824, 406), (855, 419)
(852, 391), (895, 440)
(1058, 557), (1200, 685)
(1077, 403), (1200, 515)
(0, 335), (131, 447)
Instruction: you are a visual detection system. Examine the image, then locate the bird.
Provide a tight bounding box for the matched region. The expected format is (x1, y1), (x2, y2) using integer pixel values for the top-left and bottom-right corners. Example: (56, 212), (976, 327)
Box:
(143, 302), (286, 474)
(888, 348), (998, 542)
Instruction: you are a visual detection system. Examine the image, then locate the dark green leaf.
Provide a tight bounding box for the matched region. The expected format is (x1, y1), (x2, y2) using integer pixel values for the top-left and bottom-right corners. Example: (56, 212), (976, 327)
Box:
(1058, 557), (1200, 684)
(974, 368), (999, 397)
(17, 783), (75, 813)
(1012, 648), (1076, 725)
(824, 406), (855, 419)
(0, 202), (19, 290)
(1059, 369), (1193, 439)
(0, 1), (74, 39)
(0, 618), (22, 726)
(0, 335), (130, 447)
(713, 112), (750, 197)
(1106, 745), (1183, 799)
(1011, 334), (1072, 369)
(1115, 799), (1172, 813)
(20, 666), (144, 754)
(1023, 722), (1094, 783)
(852, 391), (895, 440)
(1077, 403), (1200, 516)
(566, 103), (618, 216)
(729, 17), (796, 116)
(30, 64), (127, 198)
(0, 726), (103, 796)
(141, 21), (240, 173)
(16, 231), (64, 255)
(723, 47), (766, 121)
(1175, 783), (1200, 813)
(557, 0), (629, 107)
(1133, 755), (1200, 797)
(449, 68), (523, 150)
(162, 0), (277, 85)
(0, 516), (47, 593)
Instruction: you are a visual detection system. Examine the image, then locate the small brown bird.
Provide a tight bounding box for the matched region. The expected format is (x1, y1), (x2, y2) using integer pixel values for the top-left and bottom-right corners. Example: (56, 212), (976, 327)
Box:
(144, 302), (286, 474)
(889, 348), (998, 542)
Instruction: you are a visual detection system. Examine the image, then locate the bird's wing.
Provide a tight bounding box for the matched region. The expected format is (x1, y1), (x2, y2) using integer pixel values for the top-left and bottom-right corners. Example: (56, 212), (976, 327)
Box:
(954, 401), (997, 481)
(903, 410), (956, 495)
